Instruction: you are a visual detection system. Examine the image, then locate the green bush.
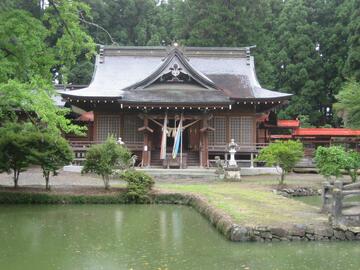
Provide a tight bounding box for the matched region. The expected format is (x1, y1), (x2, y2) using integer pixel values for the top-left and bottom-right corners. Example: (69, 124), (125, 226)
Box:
(82, 136), (132, 189)
(256, 140), (304, 185)
(315, 146), (347, 180)
(315, 146), (360, 182)
(120, 170), (155, 203)
(344, 150), (360, 182)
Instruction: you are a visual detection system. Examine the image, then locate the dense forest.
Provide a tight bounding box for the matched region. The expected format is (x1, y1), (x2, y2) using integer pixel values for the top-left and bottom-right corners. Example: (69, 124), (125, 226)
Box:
(1, 0), (359, 127)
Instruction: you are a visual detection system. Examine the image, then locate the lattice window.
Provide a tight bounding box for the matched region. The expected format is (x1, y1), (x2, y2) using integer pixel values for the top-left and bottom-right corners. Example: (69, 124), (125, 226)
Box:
(230, 117), (241, 144)
(96, 115), (121, 142)
(123, 115), (143, 143)
(208, 116), (227, 145)
(240, 116), (254, 145)
(230, 116), (254, 145)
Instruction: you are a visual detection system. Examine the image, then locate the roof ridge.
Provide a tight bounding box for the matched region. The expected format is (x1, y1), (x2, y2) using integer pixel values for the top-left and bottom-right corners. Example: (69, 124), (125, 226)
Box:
(103, 45), (255, 51)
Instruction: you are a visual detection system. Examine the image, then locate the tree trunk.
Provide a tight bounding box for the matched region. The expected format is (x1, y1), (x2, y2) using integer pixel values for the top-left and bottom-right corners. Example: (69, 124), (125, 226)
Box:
(279, 171), (285, 185)
(103, 175), (110, 190)
(45, 173), (50, 190)
(351, 168), (358, 183)
(13, 170), (19, 189)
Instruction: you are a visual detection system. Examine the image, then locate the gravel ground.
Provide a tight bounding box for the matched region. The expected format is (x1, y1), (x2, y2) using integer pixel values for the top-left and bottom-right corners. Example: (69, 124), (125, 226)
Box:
(0, 166), (347, 190)
(0, 167), (110, 188)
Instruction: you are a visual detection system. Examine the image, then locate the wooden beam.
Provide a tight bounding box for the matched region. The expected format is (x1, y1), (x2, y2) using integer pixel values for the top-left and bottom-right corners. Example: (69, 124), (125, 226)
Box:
(138, 126), (154, 133)
(200, 126), (215, 133)
(146, 114), (204, 120)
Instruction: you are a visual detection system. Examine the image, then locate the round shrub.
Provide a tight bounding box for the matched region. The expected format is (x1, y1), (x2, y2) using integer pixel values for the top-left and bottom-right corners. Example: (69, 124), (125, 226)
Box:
(121, 170), (155, 203)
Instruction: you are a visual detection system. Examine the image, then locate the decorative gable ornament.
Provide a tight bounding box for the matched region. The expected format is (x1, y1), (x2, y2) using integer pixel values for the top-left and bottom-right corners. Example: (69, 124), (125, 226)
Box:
(124, 46), (217, 90)
(170, 63), (182, 77)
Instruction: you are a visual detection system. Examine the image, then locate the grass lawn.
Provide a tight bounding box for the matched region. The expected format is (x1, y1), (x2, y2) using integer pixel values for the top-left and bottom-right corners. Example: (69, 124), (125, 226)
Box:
(157, 180), (328, 228)
(238, 173), (324, 189)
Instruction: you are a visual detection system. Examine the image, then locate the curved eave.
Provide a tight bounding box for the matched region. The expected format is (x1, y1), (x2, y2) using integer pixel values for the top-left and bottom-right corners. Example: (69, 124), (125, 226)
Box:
(230, 94), (292, 102)
(61, 93), (122, 101)
(118, 99), (234, 105)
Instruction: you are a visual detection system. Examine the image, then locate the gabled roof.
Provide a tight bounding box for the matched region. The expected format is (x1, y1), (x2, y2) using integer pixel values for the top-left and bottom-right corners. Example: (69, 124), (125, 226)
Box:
(119, 47), (230, 104)
(125, 47), (217, 90)
(60, 46), (291, 104)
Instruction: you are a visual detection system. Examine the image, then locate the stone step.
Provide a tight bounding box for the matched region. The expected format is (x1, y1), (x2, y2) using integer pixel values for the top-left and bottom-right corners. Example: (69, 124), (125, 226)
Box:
(138, 168), (218, 180)
(150, 151), (200, 167)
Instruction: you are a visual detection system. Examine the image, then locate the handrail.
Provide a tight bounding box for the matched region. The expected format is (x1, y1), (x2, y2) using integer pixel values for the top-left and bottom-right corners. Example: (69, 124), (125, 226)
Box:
(343, 182), (360, 190)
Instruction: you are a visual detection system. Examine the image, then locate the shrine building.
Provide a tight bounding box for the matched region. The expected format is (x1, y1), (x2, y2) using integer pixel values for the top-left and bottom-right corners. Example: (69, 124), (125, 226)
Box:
(61, 45), (291, 168)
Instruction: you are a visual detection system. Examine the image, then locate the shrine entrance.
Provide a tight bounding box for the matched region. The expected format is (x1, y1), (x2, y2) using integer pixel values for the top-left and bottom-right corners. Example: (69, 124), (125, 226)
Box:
(145, 113), (203, 168)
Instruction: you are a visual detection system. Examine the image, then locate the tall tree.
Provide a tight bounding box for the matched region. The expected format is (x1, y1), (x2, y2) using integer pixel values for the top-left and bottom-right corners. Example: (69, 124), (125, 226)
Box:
(0, 0), (95, 135)
(341, 0), (360, 81)
(82, 0), (166, 46)
(271, 0), (327, 124)
(334, 80), (360, 128)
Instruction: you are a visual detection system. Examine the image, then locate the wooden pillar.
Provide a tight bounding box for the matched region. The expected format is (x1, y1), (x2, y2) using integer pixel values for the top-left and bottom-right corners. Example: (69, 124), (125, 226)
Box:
(141, 115), (150, 167)
(93, 111), (98, 141)
(200, 115), (209, 168)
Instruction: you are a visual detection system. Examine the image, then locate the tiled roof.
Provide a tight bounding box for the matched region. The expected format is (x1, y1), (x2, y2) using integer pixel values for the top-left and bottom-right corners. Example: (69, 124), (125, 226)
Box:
(61, 46), (291, 104)
(123, 84), (230, 104)
(277, 120), (300, 128)
(270, 135), (293, 139)
(293, 128), (360, 137)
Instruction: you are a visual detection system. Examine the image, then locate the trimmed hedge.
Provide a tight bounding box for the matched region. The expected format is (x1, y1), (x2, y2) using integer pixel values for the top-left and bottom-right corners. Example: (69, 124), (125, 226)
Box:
(0, 192), (188, 205)
(0, 192), (128, 204)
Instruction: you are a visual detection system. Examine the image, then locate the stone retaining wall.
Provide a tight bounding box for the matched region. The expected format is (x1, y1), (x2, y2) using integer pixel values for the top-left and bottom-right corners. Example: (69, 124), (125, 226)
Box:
(154, 192), (360, 242)
(275, 187), (321, 197)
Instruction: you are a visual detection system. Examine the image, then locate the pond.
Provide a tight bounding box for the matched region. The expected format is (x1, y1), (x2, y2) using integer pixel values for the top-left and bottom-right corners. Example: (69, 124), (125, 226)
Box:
(0, 205), (359, 270)
(293, 195), (360, 207)
(292, 196), (323, 207)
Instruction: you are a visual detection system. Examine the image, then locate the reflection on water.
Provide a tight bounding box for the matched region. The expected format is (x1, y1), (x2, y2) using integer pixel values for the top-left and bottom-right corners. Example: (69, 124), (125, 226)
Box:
(0, 204), (359, 270)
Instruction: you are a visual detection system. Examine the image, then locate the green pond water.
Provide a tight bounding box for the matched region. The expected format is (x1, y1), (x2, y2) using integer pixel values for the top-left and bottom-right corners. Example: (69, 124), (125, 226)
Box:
(292, 196), (323, 207)
(0, 205), (359, 270)
(293, 195), (360, 207)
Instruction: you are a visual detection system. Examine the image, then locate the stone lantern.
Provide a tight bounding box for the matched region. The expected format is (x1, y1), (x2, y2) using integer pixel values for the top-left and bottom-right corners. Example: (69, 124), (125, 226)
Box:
(228, 139), (238, 168)
(224, 139), (241, 180)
